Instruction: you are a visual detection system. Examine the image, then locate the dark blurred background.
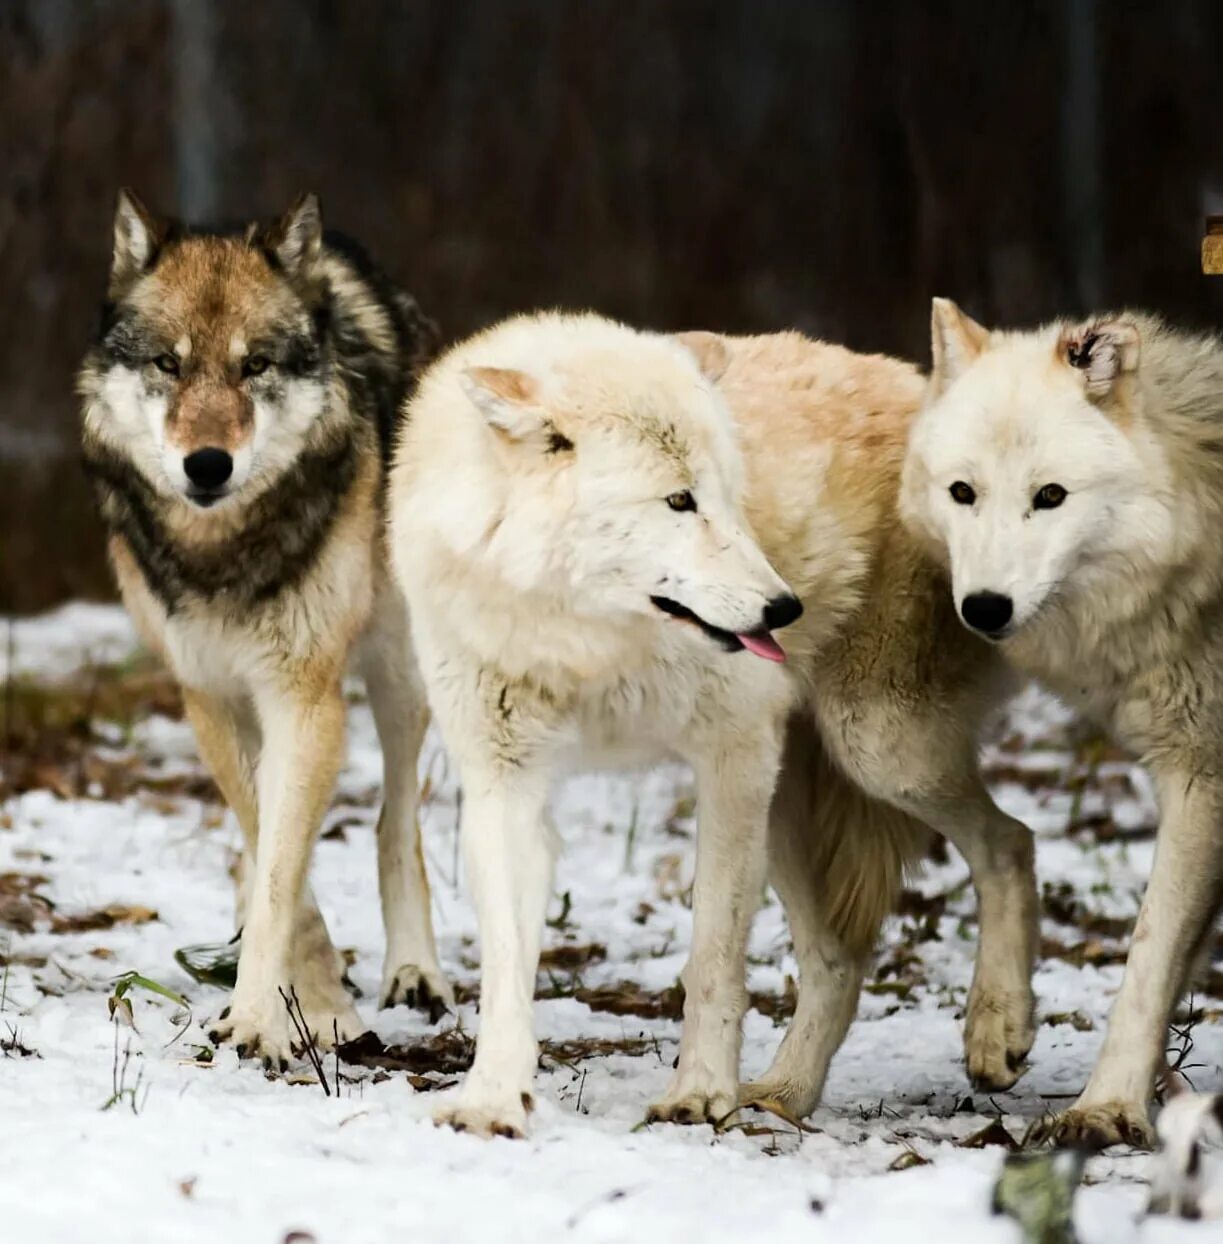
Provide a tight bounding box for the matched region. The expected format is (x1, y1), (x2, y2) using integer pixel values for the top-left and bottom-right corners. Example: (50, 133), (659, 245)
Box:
(3, 0), (1222, 613)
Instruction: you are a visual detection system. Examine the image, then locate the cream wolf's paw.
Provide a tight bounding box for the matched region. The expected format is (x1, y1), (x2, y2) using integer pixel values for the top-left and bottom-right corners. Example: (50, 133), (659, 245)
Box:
(964, 985), (1034, 1090)
(380, 960), (454, 1022)
(646, 1083), (737, 1128)
(289, 972), (364, 1050)
(433, 1089), (534, 1139)
(737, 1078), (821, 1127)
(1026, 1100), (1155, 1151)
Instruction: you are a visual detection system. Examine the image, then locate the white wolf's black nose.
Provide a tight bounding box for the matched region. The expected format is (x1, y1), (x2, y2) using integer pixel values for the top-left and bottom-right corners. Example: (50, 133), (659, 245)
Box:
(183, 448), (234, 491)
(961, 591), (1013, 635)
(763, 593), (804, 631)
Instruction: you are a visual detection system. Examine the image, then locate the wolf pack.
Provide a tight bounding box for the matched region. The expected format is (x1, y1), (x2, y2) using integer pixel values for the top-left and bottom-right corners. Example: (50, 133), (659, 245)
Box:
(77, 191), (1223, 1150)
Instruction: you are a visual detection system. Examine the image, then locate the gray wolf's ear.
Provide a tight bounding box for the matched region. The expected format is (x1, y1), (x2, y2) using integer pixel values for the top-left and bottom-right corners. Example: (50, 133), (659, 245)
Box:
(1058, 318), (1140, 398)
(673, 331), (730, 383)
(930, 298), (989, 394)
(266, 193), (323, 273)
(110, 188), (162, 291)
(461, 366), (570, 451)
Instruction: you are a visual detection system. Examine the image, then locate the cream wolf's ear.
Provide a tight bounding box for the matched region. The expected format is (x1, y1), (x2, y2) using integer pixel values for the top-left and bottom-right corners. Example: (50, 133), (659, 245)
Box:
(1058, 317), (1141, 399)
(110, 188), (163, 291)
(461, 366), (573, 452)
(265, 193), (324, 273)
(673, 331), (730, 383)
(930, 297), (989, 395)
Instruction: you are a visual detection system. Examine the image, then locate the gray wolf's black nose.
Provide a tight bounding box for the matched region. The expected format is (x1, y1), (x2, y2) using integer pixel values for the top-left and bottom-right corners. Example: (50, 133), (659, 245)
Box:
(961, 591), (1013, 635)
(763, 593), (804, 631)
(184, 448), (234, 490)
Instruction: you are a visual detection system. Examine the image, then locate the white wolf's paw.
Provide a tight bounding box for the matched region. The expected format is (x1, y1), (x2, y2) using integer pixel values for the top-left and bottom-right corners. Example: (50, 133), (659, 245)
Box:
(646, 1080), (737, 1128)
(380, 960), (454, 1023)
(737, 1077), (821, 1126)
(1026, 1100), (1155, 1152)
(433, 1089), (534, 1140)
(964, 985), (1034, 1090)
(288, 976), (364, 1051)
(208, 993), (296, 1071)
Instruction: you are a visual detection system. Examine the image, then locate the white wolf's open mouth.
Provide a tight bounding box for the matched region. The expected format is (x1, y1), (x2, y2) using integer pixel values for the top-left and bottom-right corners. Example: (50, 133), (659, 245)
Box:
(649, 595), (786, 662)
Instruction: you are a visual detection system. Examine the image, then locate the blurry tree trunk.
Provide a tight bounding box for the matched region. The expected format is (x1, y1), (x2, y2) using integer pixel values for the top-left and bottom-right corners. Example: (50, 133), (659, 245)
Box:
(1062, 0), (1103, 309)
(171, 0), (221, 220)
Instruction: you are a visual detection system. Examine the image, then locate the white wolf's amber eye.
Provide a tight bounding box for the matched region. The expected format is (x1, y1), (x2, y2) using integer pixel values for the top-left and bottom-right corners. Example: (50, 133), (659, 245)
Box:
(1033, 483), (1068, 510)
(666, 490), (697, 513)
(949, 481), (976, 505)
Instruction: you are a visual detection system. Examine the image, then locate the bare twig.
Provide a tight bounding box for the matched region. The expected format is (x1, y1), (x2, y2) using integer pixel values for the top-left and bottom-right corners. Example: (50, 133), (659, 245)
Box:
(278, 985), (330, 1096)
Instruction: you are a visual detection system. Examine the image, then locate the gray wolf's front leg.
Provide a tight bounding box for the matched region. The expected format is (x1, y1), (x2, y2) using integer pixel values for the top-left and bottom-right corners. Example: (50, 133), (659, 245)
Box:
(209, 672), (360, 1064)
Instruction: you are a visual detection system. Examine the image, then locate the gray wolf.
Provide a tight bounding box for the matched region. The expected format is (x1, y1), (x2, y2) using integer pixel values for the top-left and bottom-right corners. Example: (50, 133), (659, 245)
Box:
(78, 189), (450, 1066)
(903, 298), (1223, 1148)
(389, 312), (1036, 1137)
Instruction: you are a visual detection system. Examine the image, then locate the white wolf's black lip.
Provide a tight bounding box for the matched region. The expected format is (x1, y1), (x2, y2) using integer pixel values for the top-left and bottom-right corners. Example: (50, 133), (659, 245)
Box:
(650, 594), (745, 653)
(186, 489), (227, 508)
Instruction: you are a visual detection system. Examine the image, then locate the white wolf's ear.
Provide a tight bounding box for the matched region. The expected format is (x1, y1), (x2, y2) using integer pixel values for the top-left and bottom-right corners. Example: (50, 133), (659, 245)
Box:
(1058, 318), (1141, 399)
(110, 188), (162, 290)
(266, 193), (323, 273)
(673, 331), (730, 383)
(461, 366), (573, 452)
(930, 297), (989, 395)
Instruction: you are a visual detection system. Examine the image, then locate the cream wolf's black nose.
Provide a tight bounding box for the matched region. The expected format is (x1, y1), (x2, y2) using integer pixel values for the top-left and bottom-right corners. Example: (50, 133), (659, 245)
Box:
(763, 593), (803, 631)
(184, 448), (234, 490)
(961, 591), (1013, 634)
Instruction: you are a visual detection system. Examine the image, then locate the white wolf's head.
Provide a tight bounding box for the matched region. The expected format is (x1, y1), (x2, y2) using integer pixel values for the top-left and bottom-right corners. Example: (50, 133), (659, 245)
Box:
(901, 298), (1164, 640)
(420, 315), (801, 661)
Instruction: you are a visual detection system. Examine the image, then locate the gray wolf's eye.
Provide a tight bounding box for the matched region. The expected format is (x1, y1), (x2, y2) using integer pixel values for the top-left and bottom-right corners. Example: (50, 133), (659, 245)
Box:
(153, 353), (180, 376)
(1033, 483), (1068, 510)
(665, 490), (697, 513)
(949, 481), (976, 505)
(242, 354), (271, 378)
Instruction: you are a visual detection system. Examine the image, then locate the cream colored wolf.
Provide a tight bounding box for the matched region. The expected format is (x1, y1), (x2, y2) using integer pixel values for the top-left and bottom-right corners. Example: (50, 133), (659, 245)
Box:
(903, 299), (1223, 1149)
(389, 312), (1036, 1137)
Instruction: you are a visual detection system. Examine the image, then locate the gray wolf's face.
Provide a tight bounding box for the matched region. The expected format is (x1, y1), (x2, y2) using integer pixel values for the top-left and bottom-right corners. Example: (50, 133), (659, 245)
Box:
(81, 191), (329, 509)
(903, 300), (1151, 639)
(461, 339), (802, 660)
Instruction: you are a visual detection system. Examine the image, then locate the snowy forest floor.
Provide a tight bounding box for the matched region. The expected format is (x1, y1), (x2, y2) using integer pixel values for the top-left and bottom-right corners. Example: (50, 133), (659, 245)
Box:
(0, 604), (1219, 1244)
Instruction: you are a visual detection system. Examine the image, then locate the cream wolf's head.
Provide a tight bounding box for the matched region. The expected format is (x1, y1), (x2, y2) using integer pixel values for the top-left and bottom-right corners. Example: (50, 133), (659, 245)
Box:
(902, 298), (1161, 640)
(424, 314), (801, 660)
(78, 190), (335, 509)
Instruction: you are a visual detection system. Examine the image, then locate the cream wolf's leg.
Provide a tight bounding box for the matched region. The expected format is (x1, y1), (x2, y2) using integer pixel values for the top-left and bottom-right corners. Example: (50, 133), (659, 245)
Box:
(739, 720), (875, 1118)
(1035, 769), (1223, 1150)
(433, 764), (554, 1138)
(208, 672), (361, 1064)
(647, 725), (782, 1126)
(183, 689), (346, 999)
(358, 588), (452, 1018)
(906, 782), (1038, 1091)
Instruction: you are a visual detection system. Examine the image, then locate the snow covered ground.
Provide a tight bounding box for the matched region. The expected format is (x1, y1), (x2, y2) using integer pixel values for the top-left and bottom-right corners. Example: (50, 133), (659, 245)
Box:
(1, 604), (1219, 1244)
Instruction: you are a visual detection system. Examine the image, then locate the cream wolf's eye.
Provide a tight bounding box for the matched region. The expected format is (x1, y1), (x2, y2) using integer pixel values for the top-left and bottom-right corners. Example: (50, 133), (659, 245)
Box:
(665, 490), (697, 513)
(1033, 483), (1068, 510)
(242, 354), (271, 378)
(152, 353), (180, 376)
(949, 481), (976, 505)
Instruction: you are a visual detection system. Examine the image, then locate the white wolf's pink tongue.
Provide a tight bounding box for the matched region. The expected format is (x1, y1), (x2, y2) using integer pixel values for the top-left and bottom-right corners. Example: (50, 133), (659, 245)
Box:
(737, 630), (786, 662)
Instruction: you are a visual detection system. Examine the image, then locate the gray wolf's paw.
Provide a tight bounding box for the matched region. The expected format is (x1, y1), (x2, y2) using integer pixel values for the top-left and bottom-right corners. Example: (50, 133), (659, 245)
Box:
(965, 985), (1034, 1090)
(1026, 1101), (1155, 1151)
(208, 996), (295, 1071)
(380, 962), (455, 1023)
(646, 1085), (737, 1128)
(433, 1090), (533, 1140)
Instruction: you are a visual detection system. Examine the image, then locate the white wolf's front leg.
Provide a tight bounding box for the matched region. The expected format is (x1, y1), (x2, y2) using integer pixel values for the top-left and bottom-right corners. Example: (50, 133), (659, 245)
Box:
(210, 675), (360, 1065)
(1034, 769), (1223, 1150)
(434, 767), (554, 1138)
(647, 733), (780, 1126)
